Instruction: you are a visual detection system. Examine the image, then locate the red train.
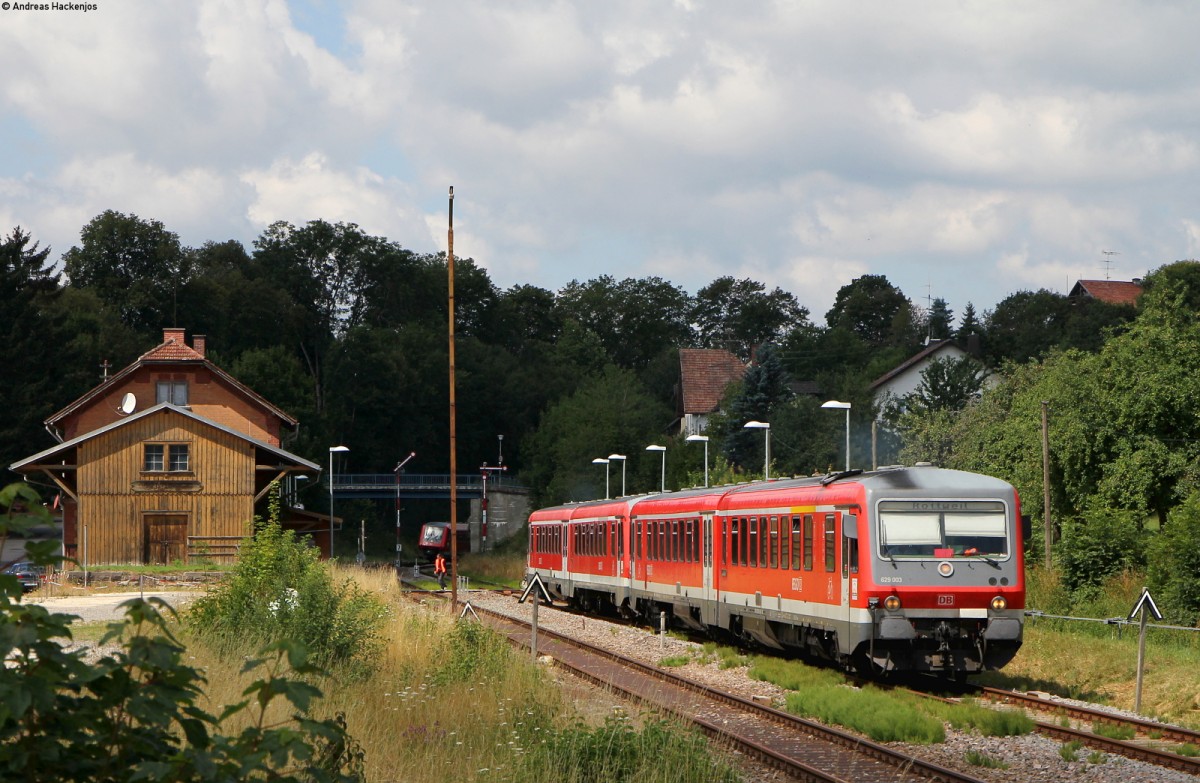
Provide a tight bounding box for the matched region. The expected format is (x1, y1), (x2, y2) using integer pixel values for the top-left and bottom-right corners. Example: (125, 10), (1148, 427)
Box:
(417, 522), (470, 561)
(527, 465), (1027, 676)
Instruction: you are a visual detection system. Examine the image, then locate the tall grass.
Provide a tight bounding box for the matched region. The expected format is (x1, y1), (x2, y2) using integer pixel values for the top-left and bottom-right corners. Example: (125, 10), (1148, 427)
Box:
(186, 566), (742, 782)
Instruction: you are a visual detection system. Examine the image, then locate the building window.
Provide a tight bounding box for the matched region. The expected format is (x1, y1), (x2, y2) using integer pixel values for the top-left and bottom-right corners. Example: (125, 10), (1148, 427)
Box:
(144, 444), (164, 471)
(144, 443), (190, 472)
(157, 380), (188, 405)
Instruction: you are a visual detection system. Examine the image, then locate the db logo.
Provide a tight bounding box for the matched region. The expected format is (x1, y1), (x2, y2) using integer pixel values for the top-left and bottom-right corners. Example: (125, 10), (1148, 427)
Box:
(1, 3), (10, 9)
(937, 595), (955, 606)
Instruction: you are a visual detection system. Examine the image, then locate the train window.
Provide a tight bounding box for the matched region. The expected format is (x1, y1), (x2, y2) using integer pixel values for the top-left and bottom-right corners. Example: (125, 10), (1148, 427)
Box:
(769, 516), (779, 569)
(803, 515), (813, 571)
(730, 518), (740, 566)
(759, 516), (769, 568)
(824, 514), (837, 572)
(791, 516), (802, 570)
(747, 518), (758, 567)
(781, 516), (790, 570)
(877, 501), (1009, 559)
(673, 520), (681, 562)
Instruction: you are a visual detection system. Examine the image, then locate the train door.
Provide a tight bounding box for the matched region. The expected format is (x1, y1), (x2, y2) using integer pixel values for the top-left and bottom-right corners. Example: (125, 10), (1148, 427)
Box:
(701, 512), (715, 604)
(561, 521), (569, 577)
(824, 512), (841, 607)
(840, 514), (858, 621)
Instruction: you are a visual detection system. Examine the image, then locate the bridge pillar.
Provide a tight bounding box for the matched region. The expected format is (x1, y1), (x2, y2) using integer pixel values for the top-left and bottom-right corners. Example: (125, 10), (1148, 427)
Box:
(467, 486), (529, 553)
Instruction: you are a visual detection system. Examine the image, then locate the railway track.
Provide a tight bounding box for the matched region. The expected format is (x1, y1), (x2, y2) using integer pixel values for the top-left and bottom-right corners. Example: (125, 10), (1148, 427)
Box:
(970, 686), (1200, 774)
(458, 599), (986, 783)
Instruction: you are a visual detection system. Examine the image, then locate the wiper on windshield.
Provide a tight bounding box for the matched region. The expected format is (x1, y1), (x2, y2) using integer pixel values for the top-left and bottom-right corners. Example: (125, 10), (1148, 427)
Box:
(963, 547), (1001, 568)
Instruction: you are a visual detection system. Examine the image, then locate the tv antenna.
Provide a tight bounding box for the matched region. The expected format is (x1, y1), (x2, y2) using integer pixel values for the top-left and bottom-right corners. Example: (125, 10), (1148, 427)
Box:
(1102, 250), (1120, 280)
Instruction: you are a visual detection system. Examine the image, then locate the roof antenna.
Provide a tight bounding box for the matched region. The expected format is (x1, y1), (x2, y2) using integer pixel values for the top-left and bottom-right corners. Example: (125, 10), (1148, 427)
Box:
(1102, 250), (1120, 280)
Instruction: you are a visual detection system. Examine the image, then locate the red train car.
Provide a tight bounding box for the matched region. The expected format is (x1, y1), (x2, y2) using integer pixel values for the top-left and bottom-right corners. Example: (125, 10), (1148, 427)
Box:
(528, 465), (1026, 676)
(417, 522), (470, 561)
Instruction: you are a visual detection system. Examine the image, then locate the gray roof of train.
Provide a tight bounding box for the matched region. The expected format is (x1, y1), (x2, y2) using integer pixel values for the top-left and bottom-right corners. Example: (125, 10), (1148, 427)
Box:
(533, 466), (1014, 519)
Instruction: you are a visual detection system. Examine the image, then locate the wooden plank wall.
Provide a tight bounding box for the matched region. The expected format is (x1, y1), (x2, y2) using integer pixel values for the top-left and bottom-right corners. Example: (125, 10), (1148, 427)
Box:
(76, 409), (256, 566)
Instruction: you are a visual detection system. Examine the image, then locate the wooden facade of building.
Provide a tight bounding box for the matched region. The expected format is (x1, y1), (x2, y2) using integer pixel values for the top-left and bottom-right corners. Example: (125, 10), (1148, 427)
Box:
(9, 328), (323, 566)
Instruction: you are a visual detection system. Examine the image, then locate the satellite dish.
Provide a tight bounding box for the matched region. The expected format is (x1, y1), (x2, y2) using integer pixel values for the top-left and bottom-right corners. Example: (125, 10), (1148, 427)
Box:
(119, 392), (137, 415)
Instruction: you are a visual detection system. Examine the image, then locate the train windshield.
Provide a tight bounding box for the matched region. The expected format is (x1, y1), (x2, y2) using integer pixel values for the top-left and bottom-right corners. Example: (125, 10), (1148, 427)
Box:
(877, 500), (1009, 559)
(421, 526), (446, 545)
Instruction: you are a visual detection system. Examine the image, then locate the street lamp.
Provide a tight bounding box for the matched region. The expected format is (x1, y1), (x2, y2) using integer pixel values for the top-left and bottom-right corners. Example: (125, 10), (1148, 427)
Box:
(686, 434), (709, 487)
(328, 445), (349, 559)
(645, 445), (666, 492)
(743, 422), (770, 480)
(821, 400), (852, 471)
(607, 454), (627, 496)
(592, 457), (610, 499)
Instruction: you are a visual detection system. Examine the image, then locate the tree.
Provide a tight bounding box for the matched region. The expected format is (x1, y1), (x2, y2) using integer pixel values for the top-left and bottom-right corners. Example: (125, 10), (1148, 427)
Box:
(62, 211), (187, 336)
(902, 355), (987, 415)
(691, 276), (809, 361)
(522, 366), (672, 506)
(956, 302), (981, 340)
(925, 298), (954, 341)
(982, 289), (1135, 366)
(716, 345), (794, 470)
(824, 274), (911, 346)
(556, 276), (694, 369)
(1148, 493), (1200, 625)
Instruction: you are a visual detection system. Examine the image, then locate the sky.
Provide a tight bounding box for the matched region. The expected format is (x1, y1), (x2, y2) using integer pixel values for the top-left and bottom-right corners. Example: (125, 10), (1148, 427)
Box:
(3, 1), (1200, 323)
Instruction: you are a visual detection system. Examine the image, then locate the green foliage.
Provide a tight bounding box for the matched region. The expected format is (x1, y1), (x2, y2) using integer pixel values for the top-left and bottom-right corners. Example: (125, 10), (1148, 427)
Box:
(692, 276), (810, 361)
(1057, 508), (1147, 594)
(784, 684), (946, 744)
(188, 491), (387, 674)
(520, 715), (741, 783)
(825, 274), (913, 346)
(432, 619), (512, 686)
(0, 482), (363, 782)
(922, 698), (1034, 736)
(965, 749), (1009, 769)
(1059, 739), (1083, 761)
(657, 655), (691, 667)
(1091, 722), (1135, 740)
(1147, 493), (1200, 624)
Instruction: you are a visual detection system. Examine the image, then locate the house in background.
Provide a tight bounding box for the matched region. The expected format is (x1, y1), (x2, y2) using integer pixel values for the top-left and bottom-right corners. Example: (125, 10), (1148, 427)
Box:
(674, 348), (747, 435)
(868, 339), (985, 416)
(1067, 279), (1143, 306)
(9, 328), (325, 567)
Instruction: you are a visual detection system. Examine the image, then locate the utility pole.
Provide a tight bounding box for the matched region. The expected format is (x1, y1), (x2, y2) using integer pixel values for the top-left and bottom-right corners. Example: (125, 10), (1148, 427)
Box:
(447, 186), (458, 611)
(1041, 401), (1052, 568)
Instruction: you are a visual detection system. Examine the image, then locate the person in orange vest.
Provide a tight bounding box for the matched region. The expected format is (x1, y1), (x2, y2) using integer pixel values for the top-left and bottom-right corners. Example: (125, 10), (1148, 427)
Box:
(434, 552), (447, 589)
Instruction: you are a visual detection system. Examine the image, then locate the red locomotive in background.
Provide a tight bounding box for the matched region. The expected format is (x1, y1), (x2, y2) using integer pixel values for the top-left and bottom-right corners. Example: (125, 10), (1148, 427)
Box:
(527, 464), (1027, 677)
(417, 521), (470, 561)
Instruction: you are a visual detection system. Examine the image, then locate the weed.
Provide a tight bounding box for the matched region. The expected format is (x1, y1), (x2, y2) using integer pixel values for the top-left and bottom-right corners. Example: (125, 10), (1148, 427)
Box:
(1091, 722), (1135, 741)
(1087, 751), (1106, 764)
(658, 655), (691, 668)
(1177, 743), (1200, 757)
(785, 684), (946, 744)
(925, 698), (1034, 737)
(965, 750), (1009, 769)
(1060, 740), (1083, 761)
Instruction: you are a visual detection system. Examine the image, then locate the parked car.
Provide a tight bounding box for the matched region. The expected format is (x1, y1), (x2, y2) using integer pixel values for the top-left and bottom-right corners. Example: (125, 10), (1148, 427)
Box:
(2, 562), (45, 593)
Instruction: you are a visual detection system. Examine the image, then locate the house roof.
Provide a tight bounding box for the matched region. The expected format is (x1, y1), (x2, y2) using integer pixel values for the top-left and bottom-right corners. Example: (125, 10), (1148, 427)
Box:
(868, 339), (963, 391)
(679, 348), (747, 414)
(1068, 279), (1143, 306)
(46, 329), (298, 428)
(12, 402), (320, 474)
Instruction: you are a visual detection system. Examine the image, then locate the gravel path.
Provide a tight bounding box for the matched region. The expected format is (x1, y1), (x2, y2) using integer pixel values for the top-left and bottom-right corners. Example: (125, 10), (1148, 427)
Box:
(464, 590), (1198, 783)
(26, 590), (201, 624)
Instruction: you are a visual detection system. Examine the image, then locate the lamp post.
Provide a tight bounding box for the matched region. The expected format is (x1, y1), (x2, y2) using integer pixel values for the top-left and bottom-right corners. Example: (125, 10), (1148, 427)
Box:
(607, 454), (626, 496)
(743, 422), (770, 480)
(328, 445), (349, 559)
(686, 434), (709, 487)
(592, 457), (610, 499)
(821, 400), (852, 471)
(645, 445), (666, 492)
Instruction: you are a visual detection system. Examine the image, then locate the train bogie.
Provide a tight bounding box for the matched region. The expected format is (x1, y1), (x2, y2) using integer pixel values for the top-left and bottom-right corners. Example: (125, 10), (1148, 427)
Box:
(528, 465), (1025, 677)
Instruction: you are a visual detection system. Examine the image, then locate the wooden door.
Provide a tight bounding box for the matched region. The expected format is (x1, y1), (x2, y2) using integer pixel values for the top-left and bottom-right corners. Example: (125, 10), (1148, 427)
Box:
(144, 515), (188, 565)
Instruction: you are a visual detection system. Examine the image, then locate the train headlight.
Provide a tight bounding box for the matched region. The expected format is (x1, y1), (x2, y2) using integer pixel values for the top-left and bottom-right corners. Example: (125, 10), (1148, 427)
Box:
(937, 561), (954, 577)
(883, 595), (902, 612)
(990, 595), (1008, 612)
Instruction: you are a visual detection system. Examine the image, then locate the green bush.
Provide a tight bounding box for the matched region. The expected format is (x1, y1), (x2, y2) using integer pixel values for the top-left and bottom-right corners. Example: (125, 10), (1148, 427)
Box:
(188, 490), (387, 674)
(0, 482), (363, 782)
(1148, 493), (1200, 625)
(1057, 508), (1147, 594)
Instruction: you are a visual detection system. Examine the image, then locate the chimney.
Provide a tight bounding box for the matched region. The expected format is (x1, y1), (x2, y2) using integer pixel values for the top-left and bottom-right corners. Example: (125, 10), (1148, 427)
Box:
(163, 327), (185, 345)
(193, 334), (206, 358)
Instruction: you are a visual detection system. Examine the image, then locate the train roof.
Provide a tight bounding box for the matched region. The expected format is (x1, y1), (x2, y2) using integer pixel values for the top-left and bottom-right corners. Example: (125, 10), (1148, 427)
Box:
(529, 465), (1016, 522)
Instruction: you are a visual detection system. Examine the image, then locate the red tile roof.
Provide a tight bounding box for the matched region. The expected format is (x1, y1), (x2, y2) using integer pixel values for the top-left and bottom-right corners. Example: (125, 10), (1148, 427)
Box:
(141, 328), (206, 361)
(679, 348), (747, 414)
(1069, 280), (1142, 306)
